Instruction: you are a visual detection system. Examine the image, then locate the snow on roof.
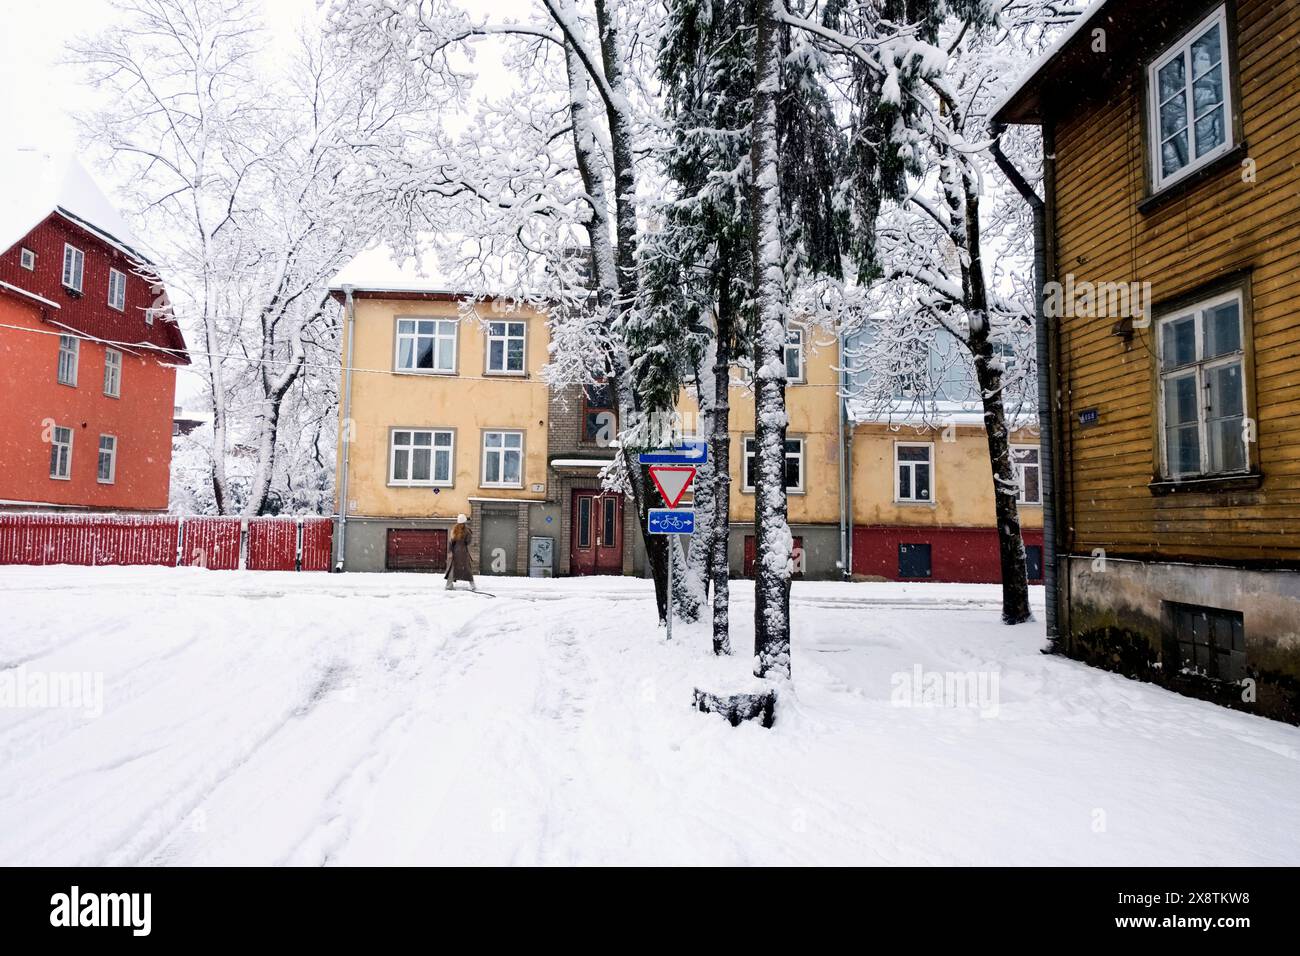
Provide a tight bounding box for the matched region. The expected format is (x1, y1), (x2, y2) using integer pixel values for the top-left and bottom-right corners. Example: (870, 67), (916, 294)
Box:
(0, 148), (149, 263)
(848, 399), (1036, 430)
(0, 279), (60, 310)
(329, 240), (461, 294)
(550, 458), (615, 469)
(988, 0), (1113, 125)
(330, 234), (555, 299)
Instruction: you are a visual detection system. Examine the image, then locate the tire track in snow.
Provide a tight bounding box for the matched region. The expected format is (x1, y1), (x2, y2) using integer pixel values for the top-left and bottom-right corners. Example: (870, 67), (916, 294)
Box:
(137, 599), (509, 866)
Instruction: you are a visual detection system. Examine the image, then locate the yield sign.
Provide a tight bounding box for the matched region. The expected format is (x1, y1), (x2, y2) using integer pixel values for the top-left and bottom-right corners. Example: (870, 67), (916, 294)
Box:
(649, 465), (695, 509)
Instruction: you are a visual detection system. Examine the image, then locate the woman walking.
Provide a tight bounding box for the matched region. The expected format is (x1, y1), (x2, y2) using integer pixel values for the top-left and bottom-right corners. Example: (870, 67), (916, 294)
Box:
(446, 514), (475, 591)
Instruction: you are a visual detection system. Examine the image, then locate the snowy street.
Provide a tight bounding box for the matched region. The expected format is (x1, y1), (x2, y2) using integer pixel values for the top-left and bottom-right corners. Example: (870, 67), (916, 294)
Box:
(1, 566), (1297, 867)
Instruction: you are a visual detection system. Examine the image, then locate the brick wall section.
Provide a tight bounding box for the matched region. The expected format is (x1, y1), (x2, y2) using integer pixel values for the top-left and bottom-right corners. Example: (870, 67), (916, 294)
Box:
(546, 385), (583, 501)
(468, 500), (482, 570)
(515, 502), (529, 574)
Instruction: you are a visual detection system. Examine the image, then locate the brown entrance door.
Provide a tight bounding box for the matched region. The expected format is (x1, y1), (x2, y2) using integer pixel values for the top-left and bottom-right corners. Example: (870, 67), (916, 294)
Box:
(570, 490), (623, 575)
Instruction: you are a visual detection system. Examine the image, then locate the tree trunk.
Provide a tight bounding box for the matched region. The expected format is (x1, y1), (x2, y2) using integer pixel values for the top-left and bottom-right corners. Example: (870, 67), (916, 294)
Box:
(593, 0), (681, 624)
(682, 333), (716, 616)
(960, 165), (1032, 625)
(972, 343), (1033, 624)
(750, 0), (792, 680)
(710, 294), (734, 655)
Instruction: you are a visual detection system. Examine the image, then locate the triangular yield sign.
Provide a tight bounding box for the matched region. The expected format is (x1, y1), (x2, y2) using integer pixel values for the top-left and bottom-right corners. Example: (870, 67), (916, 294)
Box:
(649, 465), (695, 508)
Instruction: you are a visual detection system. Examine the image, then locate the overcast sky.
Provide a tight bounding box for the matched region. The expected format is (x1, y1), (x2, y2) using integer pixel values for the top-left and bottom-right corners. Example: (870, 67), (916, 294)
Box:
(0, 0), (322, 155)
(1, 0), (537, 404)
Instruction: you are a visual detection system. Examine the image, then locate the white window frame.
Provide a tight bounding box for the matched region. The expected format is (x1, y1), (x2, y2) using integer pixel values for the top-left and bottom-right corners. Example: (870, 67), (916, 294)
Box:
(97, 435), (117, 484)
(481, 430), (525, 489)
(19, 247), (34, 270)
(1147, 6), (1234, 192)
(741, 436), (805, 494)
(57, 335), (79, 386)
(49, 426), (73, 480)
(485, 320), (527, 375)
(388, 428), (455, 487)
(103, 348), (122, 398)
(1156, 289), (1249, 479)
(894, 441), (935, 503)
(108, 268), (126, 311)
(61, 243), (84, 292)
(394, 317), (458, 374)
(1011, 444), (1042, 505)
(784, 327), (806, 384)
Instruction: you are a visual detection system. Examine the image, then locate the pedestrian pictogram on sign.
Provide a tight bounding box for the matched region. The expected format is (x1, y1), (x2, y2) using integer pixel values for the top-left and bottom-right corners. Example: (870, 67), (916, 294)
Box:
(648, 465), (695, 509)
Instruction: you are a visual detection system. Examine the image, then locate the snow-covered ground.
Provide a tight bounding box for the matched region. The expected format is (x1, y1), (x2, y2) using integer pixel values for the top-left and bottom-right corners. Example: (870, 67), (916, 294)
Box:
(1, 566), (1297, 866)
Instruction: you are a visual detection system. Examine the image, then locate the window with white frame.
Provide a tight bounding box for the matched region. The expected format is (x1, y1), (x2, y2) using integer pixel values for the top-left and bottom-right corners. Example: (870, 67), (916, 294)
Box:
(97, 435), (117, 484)
(62, 244), (84, 292)
(895, 443), (933, 502)
(486, 320), (526, 374)
(1149, 6), (1234, 191)
(49, 426), (73, 479)
(742, 437), (804, 492)
(389, 429), (454, 486)
(481, 430), (524, 487)
(19, 247), (34, 270)
(395, 318), (457, 373)
(104, 349), (122, 398)
(784, 328), (805, 383)
(57, 335), (79, 386)
(1012, 445), (1042, 504)
(1158, 290), (1248, 478)
(108, 268), (127, 311)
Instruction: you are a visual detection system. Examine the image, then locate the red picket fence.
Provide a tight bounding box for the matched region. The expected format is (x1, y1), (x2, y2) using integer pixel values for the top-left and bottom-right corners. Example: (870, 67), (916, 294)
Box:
(180, 516), (242, 570)
(0, 513), (333, 572)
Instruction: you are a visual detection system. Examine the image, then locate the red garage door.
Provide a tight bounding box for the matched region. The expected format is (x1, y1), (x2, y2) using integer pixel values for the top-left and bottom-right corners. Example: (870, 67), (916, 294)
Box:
(385, 528), (447, 572)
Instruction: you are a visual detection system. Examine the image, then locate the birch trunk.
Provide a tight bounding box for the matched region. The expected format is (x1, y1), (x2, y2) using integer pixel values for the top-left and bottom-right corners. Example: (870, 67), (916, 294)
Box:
(750, 0), (792, 679)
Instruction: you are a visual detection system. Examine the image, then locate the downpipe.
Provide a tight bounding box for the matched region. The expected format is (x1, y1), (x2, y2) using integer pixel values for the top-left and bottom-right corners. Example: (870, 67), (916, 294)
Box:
(335, 285), (357, 572)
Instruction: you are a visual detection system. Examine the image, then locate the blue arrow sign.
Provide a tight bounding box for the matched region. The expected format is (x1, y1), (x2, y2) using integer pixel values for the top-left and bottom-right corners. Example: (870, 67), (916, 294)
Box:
(648, 508), (695, 535)
(638, 440), (707, 465)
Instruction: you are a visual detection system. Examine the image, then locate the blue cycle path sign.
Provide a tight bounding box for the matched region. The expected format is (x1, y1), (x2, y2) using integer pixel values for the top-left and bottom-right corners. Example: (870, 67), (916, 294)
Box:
(638, 440), (707, 465)
(648, 508), (695, 535)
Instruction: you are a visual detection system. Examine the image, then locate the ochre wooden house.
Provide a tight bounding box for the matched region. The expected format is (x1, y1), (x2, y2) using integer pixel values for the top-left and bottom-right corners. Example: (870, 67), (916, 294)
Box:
(995, 0), (1300, 720)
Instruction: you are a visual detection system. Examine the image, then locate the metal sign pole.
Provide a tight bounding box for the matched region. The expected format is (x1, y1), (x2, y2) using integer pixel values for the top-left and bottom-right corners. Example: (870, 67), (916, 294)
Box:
(666, 537), (673, 641)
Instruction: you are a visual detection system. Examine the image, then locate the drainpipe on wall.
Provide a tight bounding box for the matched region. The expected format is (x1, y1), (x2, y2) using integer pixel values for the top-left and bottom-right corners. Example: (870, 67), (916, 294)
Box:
(335, 284), (357, 572)
(990, 125), (1058, 641)
(837, 330), (852, 580)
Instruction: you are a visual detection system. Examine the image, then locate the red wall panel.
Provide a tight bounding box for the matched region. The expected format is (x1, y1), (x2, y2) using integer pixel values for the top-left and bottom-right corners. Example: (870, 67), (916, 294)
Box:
(852, 525), (1045, 584)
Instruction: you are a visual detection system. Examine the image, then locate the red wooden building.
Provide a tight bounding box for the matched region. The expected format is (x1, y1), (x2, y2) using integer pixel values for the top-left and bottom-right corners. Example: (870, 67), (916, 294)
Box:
(0, 149), (189, 512)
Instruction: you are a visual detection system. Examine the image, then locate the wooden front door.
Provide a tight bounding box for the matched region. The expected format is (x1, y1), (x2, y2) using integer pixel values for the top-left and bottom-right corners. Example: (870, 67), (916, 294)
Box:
(570, 490), (623, 575)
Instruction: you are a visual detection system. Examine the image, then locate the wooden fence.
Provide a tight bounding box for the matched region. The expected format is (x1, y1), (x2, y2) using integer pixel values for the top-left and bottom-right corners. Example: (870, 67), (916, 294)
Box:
(0, 513), (333, 571)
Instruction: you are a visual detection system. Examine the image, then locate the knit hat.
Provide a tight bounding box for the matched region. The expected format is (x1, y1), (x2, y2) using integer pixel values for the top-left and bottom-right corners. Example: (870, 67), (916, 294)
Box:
(456, 514), (468, 524)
